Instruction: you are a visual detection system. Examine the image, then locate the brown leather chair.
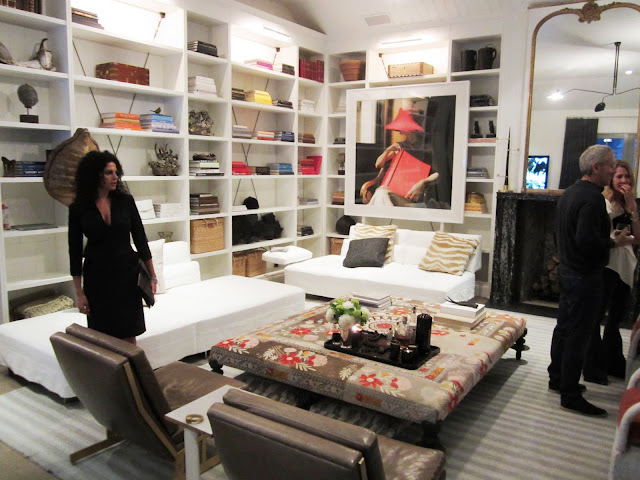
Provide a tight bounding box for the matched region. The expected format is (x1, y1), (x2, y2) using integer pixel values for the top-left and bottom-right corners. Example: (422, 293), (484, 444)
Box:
(50, 323), (245, 480)
(207, 388), (445, 480)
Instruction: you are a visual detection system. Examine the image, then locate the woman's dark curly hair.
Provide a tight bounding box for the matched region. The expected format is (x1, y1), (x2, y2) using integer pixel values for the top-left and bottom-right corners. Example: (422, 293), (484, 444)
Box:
(74, 150), (128, 205)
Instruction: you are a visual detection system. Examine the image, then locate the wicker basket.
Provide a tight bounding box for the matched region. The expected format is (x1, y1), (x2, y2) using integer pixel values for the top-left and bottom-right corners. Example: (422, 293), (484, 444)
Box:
(245, 249), (267, 277)
(190, 218), (224, 254)
(233, 252), (247, 276)
(339, 60), (365, 81)
(330, 238), (344, 255)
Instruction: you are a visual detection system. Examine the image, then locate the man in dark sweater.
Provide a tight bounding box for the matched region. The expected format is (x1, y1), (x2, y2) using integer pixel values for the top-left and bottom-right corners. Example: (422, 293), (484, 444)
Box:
(548, 144), (626, 416)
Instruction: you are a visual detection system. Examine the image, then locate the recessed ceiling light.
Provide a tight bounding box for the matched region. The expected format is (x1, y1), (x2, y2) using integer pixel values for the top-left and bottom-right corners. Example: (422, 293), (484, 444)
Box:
(547, 91), (564, 101)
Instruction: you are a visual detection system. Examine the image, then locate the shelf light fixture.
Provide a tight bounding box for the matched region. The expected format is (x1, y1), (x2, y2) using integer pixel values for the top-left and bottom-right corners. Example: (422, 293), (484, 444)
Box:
(380, 37), (423, 48)
(263, 25), (291, 41)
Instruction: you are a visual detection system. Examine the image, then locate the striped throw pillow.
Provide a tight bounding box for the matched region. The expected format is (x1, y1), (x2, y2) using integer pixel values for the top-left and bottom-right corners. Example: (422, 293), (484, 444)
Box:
(419, 232), (479, 275)
(350, 223), (397, 264)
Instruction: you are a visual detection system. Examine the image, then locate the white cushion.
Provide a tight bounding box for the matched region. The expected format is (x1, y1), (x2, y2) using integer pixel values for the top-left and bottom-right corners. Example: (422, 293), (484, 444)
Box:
(164, 261), (201, 290)
(147, 239), (165, 294)
(163, 241), (191, 265)
(262, 246), (312, 265)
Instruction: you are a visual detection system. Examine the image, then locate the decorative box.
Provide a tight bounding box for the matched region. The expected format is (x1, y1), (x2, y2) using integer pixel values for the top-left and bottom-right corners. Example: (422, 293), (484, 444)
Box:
(330, 238), (344, 255)
(245, 249), (267, 277)
(388, 62), (434, 78)
(190, 218), (224, 254)
(95, 62), (150, 86)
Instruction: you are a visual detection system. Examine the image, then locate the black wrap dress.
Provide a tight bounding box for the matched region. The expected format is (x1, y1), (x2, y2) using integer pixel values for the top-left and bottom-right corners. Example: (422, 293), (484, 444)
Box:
(68, 193), (151, 338)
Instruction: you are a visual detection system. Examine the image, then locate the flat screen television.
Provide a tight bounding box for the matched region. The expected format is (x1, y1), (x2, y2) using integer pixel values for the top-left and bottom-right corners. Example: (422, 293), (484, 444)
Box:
(526, 155), (549, 189)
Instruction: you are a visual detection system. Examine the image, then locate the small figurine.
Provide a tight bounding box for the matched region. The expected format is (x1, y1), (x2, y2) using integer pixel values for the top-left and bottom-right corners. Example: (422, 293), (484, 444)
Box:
(15, 39), (55, 71)
(17, 84), (39, 123)
(149, 143), (179, 176)
(486, 120), (496, 138)
(470, 120), (483, 138)
(151, 107), (162, 114)
(0, 41), (14, 65)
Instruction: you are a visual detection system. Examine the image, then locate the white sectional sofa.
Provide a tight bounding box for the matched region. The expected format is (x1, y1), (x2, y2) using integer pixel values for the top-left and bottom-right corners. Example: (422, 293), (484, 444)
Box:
(0, 241), (305, 399)
(285, 228), (482, 302)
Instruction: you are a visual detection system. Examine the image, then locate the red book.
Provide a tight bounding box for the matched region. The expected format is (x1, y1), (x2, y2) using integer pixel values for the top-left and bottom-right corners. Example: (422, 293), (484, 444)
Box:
(381, 149), (431, 198)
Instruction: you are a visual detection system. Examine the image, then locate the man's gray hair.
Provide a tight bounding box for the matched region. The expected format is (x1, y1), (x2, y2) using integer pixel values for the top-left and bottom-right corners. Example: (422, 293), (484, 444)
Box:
(579, 144), (613, 175)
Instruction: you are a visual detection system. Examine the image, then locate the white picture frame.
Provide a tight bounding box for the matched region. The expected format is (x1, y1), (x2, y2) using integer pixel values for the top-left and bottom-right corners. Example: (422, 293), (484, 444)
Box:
(345, 82), (470, 223)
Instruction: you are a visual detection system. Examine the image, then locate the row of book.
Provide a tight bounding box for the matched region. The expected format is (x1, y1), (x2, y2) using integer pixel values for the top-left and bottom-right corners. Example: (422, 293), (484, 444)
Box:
(188, 76), (217, 96)
(298, 155), (321, 175)
(190, 193), (220, 215)
(71, 7), (103, 29)
(331, 191), (345, 205)
(4, 161), (45, 177)
(231, 161), (251, 175)
(272, 99), (293, 109)
(467, 167), (489, 178)
(299, 59), (324, 83)
(3, 0), (41, 14)
(232, 88), (245, 101)
(190, 153), (222, 176)
(274, 131), (295, 142)
(232, 125), (252, 139)
(268, 163), (293, 175)
(253, 131), (275, 141)
(231, 126), (296, 142)
(188, 40), (217, 57)
(299, 133), (316, 144)
(245, 90), (272, 105)
(140, 113), (179, 133)
(298, 197), (318, 205)
(274, 63), (295, 76)
(98, 112), (178, 133)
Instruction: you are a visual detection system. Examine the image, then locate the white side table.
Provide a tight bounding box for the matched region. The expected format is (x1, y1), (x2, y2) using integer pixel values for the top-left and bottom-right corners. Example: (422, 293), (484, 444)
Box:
(165, 385), (241, 480)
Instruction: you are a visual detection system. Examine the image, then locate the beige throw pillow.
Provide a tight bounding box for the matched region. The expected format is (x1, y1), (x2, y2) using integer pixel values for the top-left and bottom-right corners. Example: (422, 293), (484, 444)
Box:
(419, 232), (479, 276)
(350, 223), (397, 264)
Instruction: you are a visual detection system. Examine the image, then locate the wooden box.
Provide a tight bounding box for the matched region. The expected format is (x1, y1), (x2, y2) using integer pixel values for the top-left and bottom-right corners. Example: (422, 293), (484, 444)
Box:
(245, 249), (266, 277)
(233, 252), (247, 276)
(388, 62), (434, 78)
(95, 62), (150, 86)
(190, 218), (224, 254)
(330, 238), (344, 255)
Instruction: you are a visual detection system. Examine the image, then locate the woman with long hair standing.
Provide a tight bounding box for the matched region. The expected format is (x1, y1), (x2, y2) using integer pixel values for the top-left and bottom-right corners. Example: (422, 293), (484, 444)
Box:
(68, 150), (157, 344)
(584, 160), (639, 383)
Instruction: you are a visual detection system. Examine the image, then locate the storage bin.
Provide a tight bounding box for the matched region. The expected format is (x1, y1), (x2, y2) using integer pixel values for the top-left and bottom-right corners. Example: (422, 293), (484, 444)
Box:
(330, 238), (344, 255)
(95, 62), (150, 85)
(233, 252), (247, 276)
(339, 60), (365, 81)
(245, 249), (267, 277)
(388, 62), (434, 78)
(190, 218), (224, 254)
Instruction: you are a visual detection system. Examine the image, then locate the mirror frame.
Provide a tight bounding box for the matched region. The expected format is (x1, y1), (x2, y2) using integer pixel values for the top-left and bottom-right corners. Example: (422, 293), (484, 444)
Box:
(523, 0), (640, 191)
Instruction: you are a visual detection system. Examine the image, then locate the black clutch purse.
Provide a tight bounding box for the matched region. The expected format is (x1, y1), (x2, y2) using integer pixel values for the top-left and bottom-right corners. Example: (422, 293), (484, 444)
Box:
(137, 259), (155, 307)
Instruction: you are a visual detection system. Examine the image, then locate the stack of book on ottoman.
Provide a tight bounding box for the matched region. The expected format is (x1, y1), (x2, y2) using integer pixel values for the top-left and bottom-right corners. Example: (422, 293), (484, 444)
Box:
(353, 293), (391, 309)
(434, 301), (486, 330)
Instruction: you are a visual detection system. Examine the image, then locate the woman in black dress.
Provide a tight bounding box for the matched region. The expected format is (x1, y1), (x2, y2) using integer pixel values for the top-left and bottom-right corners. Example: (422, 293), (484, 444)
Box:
(68, 150), (157, 344)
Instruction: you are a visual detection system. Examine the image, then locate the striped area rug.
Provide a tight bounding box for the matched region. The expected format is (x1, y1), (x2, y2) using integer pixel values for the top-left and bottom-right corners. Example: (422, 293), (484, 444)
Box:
(0, 310), (629, 480)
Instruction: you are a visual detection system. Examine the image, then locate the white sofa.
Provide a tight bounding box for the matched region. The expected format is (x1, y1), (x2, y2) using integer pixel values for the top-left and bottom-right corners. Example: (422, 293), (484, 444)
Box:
(0, 241), (305, 399)
(285, 228), (482, 302)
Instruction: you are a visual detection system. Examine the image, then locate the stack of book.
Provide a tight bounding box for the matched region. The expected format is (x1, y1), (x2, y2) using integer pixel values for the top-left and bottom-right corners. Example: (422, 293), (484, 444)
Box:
(333, 137), (346, 144)
(297, 225), (314, 236)
(245, 90), (273, 105)
(298, 197), (318, 205)
(467, 167), (489, 178)
(434, 301), (486, 330)
(232, 161), (251, 175)
(331, 191), (345, 205)
(232, 88), (245, 101)
(7, 161), (45, 177)
(252, 131), (275, 141)
(274, 63), (295, 75)
(249, 166), (271, 175)
(274, 131), (295, 142)
(470, 94), (495, 107)
(153, 203), (182, 218)
(72, 7), (103, 29)
(99, 112), (142, 130)
(353, 293), (392, 309)
(299, 59), (324, 82)
(298, 132), (315, 144)
(190, 193), (220, 215)
(298, 155), (321, 175)
(187, 40), (218, 57)
(245, 59), (273, 70)
(190, 153), (222, 176)
(188, 76), (217, 96)
(139, 113), (179, 134)
(232, 125), (252, 139)
(272, 99), (293, 109)
(268, 163), (293, 175)
(299, 99), (315, 113)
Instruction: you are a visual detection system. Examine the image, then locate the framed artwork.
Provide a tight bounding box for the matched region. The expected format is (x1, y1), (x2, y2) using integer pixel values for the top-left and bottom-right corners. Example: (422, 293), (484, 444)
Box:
(345, 82), (469, 223)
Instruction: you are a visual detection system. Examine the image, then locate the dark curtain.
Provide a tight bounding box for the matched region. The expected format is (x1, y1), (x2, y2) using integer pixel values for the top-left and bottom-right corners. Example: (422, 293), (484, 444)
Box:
(559, 118), (598, 189)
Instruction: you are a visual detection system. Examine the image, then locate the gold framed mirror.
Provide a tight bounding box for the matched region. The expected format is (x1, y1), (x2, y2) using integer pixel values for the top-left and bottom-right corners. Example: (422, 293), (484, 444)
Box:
(523, 1), (640, 192)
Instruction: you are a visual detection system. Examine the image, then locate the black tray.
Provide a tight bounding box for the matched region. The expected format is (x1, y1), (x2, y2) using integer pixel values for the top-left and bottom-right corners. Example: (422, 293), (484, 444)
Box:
(323, 334), (440, 370)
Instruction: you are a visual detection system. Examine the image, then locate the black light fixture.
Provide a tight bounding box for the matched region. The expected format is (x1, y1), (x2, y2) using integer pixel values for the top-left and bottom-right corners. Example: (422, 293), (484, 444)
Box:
(547, 41), (639, 111)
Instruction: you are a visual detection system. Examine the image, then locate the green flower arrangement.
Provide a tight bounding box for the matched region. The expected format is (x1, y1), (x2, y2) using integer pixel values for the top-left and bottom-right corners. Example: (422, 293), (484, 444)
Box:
(325, 297), (370, 326)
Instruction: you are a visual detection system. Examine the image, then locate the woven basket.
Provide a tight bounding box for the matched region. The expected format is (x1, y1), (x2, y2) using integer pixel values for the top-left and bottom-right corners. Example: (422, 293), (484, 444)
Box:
(339, 60), (365, 81)
(233, 252), (247, 276)
(330, 238), (344, 255)
(245, 249), (267, 277)
(190, 218), (224, 254)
